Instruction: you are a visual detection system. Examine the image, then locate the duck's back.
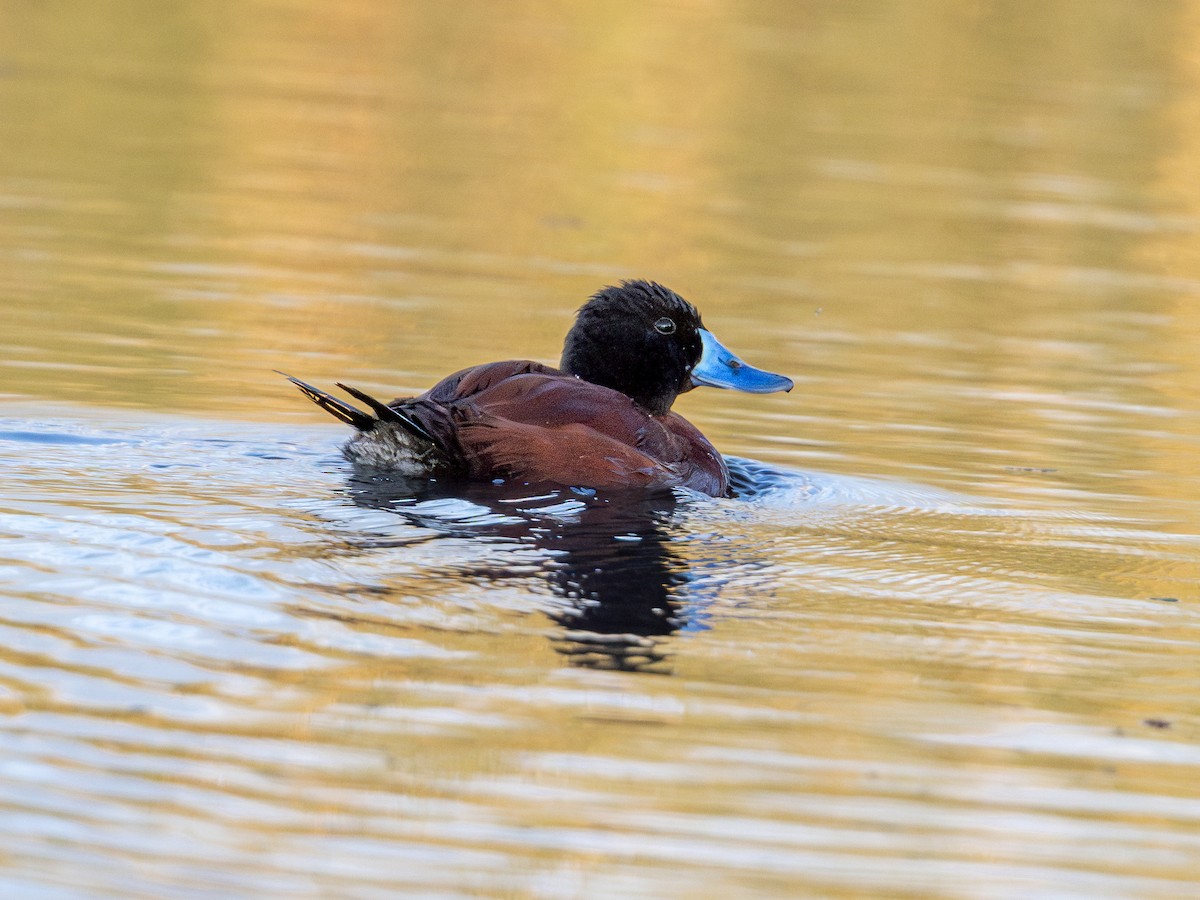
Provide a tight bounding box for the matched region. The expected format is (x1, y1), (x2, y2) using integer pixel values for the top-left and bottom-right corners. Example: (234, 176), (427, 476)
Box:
(397, 360), (729, 496)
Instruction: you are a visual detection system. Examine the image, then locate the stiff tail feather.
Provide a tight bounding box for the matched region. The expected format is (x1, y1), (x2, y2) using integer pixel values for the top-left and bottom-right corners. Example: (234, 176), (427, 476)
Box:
(276, 372), (438, 445)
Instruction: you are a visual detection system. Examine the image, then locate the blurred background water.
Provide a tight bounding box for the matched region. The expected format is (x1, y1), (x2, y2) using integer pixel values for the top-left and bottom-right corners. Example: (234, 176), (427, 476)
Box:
(2, 1), (1199, 896)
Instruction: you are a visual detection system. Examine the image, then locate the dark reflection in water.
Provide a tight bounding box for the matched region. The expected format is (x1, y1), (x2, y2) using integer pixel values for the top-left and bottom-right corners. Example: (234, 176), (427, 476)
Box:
(344, 471), (699, 672)
(538, 490), (687, 672)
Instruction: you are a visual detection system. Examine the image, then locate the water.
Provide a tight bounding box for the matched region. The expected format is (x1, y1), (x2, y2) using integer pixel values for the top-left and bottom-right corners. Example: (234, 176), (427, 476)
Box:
(3, 1), (1200, 896)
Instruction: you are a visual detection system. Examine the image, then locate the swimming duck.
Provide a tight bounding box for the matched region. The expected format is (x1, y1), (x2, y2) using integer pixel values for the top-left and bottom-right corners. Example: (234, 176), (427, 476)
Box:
(283, 280), (792, 497)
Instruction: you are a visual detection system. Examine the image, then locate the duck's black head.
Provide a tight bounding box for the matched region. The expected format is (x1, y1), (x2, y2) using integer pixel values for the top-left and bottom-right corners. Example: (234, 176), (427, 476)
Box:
(560, 280), (793, 416)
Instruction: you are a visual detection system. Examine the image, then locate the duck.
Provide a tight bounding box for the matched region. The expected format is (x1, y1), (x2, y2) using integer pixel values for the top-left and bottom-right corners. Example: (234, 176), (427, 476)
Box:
(282, 280), (792, 498)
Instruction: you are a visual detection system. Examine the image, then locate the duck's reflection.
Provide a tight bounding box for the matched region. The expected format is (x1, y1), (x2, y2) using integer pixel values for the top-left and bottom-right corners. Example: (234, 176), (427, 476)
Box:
(344, 473), (695, 672)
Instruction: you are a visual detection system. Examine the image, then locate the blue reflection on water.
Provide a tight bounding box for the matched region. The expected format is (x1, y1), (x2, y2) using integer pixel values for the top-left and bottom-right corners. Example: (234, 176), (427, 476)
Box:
(0, 430), (127, 446)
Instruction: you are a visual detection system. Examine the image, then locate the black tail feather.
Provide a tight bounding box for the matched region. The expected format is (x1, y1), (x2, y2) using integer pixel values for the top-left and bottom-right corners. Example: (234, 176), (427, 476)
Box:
(277, 371), (375, 430)
(334, 382), (436, 445)
(277, 371), (438, 446)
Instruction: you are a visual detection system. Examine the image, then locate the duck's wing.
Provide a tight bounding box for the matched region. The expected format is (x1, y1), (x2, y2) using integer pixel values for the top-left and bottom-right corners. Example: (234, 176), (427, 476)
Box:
(417, 360), (563, 405)
(450, 373), (727, 496)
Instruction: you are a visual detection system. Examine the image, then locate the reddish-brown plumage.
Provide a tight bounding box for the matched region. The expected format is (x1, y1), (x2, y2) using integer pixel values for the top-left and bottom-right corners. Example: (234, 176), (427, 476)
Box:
(402, 360), (729, 497)
(284, 280), (792, 499)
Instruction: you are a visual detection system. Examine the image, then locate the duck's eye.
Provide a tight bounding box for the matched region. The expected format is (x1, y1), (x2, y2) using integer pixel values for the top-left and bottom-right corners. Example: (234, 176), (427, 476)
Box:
(654, 317), (676, 335)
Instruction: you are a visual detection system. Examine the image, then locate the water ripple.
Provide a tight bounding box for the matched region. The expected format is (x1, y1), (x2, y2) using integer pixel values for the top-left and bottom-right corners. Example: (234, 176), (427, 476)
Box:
(0, 410), (1195, 898)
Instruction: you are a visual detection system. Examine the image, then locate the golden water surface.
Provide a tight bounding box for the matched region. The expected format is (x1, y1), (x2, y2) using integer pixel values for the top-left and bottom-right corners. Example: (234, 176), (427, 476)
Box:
(2, 1), (1199, 896)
